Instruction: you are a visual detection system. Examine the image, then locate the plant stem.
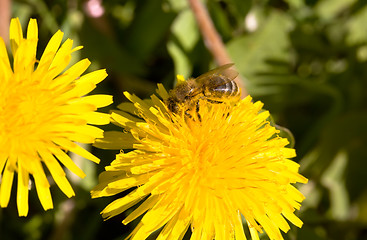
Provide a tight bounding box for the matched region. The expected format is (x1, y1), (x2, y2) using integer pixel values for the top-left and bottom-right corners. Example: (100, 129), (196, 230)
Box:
(187, 0), (247, 97)
(0, 0), (11, 45)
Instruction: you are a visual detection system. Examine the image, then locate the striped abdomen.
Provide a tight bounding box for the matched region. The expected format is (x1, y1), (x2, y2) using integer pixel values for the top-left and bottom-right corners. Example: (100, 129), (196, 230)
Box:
(203, 75), (241, 101)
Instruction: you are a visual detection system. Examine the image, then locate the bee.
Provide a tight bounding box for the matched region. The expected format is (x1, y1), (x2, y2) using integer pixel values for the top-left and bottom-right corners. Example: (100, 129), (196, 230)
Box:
(165, 63), (241, 118)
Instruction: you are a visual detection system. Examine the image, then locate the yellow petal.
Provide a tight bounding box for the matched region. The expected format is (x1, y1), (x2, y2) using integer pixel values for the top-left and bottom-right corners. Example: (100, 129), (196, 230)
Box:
(156, 83), (169, 99)
(53, 59), (90, 87)
(93, 131), (137, 150)
(0, 163), (14, 208)
(0, 38), (12, 80)
(157, 207), (192, 240)
(257, 214), (282, 240)
(35, 185), (53, 210)
(0, 154), (7, 175)
(249, 225), (260, 240)
(69, 94), (113, 108)
(123, 195), (159, 225)
(17, 160), (29, 216)
(117, 102), (137, 114)
(26, 18), (38, 40)
(132, 201), (179, 240)
(110, 111), (144, 126)
(57, 103), (96, 114)
(82, 112), (111, 125)
(61, 81), (97, 99)
(107, 174), (149, 190)
(65, 133), (96, 144)
(101, 189), (149, 219)
(38, 30), (64, 69)
(53, 138), (100, 163)
(13, 39), (36, 75)
(266, 207), (290, 233)
(9, 18), (23, 55)
(55, 124), (104, 139)
(234, 211), (247, 240)
(52, 147), (86, 179)
(77, 69), (108, 85)
(91, 170), (127, 198)
(282, 210), (303, 228)
(38, 149), (75, 198)
(48, 38), (73, 78)
(33, 162), (53, 210)
(176, 74), (185, 84)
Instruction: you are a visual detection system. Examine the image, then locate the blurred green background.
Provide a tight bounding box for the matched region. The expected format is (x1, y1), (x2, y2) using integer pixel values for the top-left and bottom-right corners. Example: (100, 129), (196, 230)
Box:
(1, 0), (367, 239)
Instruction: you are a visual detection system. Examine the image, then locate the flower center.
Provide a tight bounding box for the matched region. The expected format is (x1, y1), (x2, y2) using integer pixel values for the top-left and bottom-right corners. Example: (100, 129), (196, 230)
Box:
(0, 74), (58, 152)
(178, 116), (235, 190)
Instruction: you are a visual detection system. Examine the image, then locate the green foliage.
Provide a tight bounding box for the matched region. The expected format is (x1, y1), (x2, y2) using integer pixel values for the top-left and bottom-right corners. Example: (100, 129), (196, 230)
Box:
(2, 0), (367, 239)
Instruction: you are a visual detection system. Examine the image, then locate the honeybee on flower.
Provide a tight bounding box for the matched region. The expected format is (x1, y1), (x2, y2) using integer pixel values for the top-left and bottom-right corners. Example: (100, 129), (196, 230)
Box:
(165, 63), (240, 119)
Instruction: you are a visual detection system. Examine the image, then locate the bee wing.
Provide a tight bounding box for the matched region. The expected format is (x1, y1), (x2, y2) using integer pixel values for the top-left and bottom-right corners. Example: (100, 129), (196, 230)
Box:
(195, 63), (239, 83)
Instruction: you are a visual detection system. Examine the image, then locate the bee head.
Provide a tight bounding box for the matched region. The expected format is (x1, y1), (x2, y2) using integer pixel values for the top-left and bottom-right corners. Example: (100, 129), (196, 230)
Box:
(171, 80), (198, 102)
(165, 96), (180, 114)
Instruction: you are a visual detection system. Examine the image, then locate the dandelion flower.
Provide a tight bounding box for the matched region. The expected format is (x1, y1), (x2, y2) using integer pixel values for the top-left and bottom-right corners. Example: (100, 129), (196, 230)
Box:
(92, 80), (307, 240)
(0, 18), (112, 216)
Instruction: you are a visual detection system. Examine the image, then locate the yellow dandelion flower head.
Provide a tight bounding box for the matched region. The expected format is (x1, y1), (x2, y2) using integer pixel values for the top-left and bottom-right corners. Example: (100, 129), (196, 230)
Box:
(0, 18), (112, 216)
(92, 83), (308, 240)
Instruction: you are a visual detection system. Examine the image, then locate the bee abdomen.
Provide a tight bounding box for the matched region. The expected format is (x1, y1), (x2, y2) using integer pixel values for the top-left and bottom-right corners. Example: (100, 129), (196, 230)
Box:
(215, 81), (239, 96)
(204, 77), (240, 99)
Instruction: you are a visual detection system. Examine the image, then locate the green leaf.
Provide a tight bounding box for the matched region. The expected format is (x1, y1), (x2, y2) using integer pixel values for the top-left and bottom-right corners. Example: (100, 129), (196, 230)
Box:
(165, 0), (188, 12)
(167, 40), (192, 79)
(225, 0), (252, 19)
(321, 150), (350, 220)
(168, 9), (199, 78)
(208, 1), (234, 39)
(345, 6), (367, 45)
(79, 21), (144, 75)
(315, 0), (357, 20)
(227, 11), (292, 81)
(300, 112), (367, 183)
(171, 9), (199, 52)
(284, 0), (305, 9)
(124, 0), (176, 60)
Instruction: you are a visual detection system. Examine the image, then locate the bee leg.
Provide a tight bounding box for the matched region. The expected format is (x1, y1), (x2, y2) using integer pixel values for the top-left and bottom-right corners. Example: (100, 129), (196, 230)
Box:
(195, 101), (202, 122)
(206, 99), (222, 104)
(184, 110), (193, 119)
(207, 99), (231, 119)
